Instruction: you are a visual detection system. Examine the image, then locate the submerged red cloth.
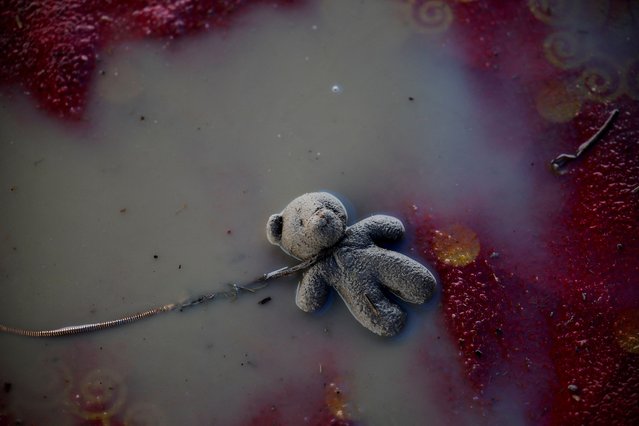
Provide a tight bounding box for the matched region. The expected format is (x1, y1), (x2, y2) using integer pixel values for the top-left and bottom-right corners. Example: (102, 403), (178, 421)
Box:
(408, 1), (639, 425)
(0, 0), (299, 119)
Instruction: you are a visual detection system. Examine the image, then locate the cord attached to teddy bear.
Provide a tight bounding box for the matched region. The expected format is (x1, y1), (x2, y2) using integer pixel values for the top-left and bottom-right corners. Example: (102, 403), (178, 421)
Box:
(1, 192), (437, 338)
(0, 251), (327, 338)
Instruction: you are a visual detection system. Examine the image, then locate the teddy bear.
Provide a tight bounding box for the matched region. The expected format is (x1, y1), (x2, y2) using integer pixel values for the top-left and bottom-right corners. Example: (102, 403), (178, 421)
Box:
(266, 192), (437, 337)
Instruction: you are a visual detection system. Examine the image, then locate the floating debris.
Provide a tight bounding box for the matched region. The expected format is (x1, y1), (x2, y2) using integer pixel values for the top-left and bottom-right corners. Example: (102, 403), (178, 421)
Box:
(550, 109), (619, 174)
(175, 203), (188, 215)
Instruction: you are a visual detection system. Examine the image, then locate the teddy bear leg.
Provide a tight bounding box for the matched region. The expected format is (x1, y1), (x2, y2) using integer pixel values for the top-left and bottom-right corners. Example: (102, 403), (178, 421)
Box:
(336, 284), (407, 337)
(368, 249), (436, 304)
(296, 267), (330, 313)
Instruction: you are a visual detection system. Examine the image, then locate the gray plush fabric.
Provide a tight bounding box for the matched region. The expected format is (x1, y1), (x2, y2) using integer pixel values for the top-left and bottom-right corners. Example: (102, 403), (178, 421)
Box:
(266, 192), (437, 337)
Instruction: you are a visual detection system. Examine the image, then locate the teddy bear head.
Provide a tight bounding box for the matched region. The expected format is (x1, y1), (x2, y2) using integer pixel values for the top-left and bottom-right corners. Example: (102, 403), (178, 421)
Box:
(266, 192), (348, 260)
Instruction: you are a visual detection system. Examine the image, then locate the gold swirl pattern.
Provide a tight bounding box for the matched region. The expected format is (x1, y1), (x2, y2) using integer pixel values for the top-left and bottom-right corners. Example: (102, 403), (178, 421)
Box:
(528, 0), (572, 25)
(543, 31), (587, 70)
(530, 0), (609, 29)
(529, 0), (635, 117)
(69, 368), (127, 422)
(411, 0), (454, 35)
(401, 0), (634, 118)
(55, 365), (172, 424)
(577, 59), (623, 102)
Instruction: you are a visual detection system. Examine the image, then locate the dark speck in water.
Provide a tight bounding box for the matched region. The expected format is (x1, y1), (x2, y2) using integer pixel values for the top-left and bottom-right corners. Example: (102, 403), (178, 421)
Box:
(153, 254), (159, 259)
(258, 297), (272, 305)
(4, 382), (12, 393)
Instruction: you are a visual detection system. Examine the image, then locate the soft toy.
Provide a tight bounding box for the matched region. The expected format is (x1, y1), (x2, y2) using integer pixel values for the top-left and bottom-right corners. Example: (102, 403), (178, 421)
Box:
(266, 192), (437, 336)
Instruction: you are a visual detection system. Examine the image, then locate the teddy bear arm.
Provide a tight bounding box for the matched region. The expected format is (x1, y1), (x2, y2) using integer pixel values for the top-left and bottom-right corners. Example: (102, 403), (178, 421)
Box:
(368, 249), (436, 304)
(295, 266), (330, 313)
(352, 215), (405, 243)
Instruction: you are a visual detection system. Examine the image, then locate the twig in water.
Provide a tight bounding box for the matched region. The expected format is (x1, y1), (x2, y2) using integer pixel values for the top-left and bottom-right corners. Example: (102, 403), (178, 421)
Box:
(0, 251), (328, 338)
(550, 109), (619, 174)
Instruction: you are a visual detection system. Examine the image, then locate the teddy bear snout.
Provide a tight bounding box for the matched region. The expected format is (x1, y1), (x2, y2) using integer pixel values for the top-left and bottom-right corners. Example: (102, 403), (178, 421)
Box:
(304, 208), (343, 245)
(312, 208), (336, 229)
(314, 211), (328, 226)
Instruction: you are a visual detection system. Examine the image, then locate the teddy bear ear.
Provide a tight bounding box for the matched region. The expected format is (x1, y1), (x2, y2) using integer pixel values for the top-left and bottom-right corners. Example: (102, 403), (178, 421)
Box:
(266, 214), (283, 245)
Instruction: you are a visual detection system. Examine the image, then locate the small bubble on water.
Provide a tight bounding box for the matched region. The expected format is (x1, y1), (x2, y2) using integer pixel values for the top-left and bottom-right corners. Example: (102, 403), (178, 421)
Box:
(331, 84), (342, 94)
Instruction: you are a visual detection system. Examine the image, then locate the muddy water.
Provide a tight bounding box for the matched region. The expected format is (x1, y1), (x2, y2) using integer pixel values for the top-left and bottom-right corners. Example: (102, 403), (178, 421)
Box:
(0, 1), (538, 424)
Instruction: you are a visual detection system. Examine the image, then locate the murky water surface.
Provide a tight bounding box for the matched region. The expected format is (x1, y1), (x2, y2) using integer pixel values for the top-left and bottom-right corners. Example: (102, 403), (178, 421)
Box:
(2, 0), (637, 425)
(0, 2), (467, 424)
